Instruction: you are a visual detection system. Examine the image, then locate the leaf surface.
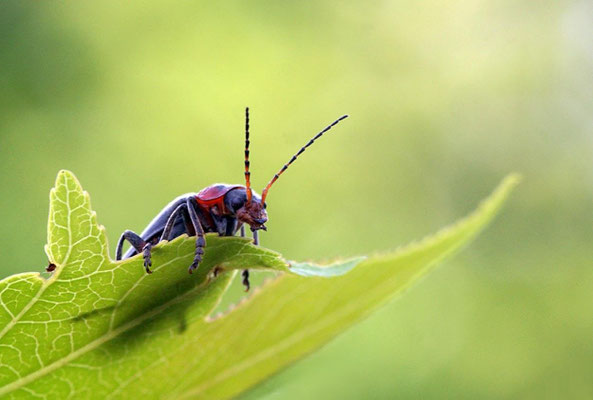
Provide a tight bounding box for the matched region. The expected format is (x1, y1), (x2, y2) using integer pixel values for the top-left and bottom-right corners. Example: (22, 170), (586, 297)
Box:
(0, 171), (518, 399)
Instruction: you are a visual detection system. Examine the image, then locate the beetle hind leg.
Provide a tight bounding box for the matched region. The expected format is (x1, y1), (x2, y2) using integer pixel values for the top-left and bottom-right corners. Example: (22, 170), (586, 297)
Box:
(116, 230), (154, 274)
(142, 242), (154, 274)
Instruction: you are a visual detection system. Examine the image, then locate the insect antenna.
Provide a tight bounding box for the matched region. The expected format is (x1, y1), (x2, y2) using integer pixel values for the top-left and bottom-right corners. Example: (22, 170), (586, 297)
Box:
(260, 114), (349, 203)
(244, 107), (253, 202)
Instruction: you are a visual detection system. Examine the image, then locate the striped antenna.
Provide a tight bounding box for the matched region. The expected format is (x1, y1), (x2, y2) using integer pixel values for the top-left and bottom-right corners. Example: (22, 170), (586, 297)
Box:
(261, 114), (349, 204)
(244, 107), (252, 202)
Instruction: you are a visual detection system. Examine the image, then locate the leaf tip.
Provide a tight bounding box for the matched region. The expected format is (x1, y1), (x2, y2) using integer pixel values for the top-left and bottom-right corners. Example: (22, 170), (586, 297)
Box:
(501, 172), (522, 189)
(479, 173), (521, 215)
(54, 169), (83, 191)
(55, 169), (71, 183)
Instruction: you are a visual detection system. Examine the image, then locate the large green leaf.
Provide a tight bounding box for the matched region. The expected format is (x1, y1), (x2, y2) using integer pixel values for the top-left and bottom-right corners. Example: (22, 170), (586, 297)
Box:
(0, 170), (518, 398)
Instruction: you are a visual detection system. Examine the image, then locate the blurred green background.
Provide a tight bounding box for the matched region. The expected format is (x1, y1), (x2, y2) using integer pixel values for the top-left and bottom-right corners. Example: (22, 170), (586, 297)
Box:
(1, 0), (591, 398)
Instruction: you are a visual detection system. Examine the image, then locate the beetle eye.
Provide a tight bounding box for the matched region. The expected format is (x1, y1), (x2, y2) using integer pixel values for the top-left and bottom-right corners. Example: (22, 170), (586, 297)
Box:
(263, 202), (267, 209)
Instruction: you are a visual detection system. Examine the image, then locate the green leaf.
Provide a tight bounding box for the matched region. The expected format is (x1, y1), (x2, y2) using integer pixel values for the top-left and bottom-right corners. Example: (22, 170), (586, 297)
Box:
(0, 170), (519, 399)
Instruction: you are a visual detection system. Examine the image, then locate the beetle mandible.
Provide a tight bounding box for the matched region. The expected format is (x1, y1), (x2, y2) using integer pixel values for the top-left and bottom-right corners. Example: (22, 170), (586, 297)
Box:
(115, 108), (348, 291)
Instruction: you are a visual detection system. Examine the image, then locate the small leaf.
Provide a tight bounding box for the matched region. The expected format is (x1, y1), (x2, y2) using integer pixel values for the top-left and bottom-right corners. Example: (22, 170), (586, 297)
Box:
(0, 171), (518, 399)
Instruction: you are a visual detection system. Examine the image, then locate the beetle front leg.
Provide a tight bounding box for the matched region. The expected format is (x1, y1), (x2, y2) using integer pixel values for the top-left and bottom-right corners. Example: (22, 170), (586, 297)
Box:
(241, 269), (250, 292)
(186, 197), (206, 274)
(116, 230), (154, 274)
(239, 229), (260, 292)
(239, 225), (251, 291)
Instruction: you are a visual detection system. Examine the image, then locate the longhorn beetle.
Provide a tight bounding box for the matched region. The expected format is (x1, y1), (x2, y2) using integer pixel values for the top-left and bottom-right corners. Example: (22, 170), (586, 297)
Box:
(116, 108), (348, 291)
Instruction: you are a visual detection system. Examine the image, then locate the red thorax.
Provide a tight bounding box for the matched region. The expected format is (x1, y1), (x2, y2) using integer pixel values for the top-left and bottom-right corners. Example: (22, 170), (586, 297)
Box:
(195, 184), (244, 223)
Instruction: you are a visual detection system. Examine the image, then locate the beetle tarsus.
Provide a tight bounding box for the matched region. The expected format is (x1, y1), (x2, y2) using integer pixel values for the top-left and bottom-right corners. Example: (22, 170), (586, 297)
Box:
(188, 240), (205, 274)
(188, 257), (201, 274)
(142, 243), (153, 274)
(242, 269), (250, 292)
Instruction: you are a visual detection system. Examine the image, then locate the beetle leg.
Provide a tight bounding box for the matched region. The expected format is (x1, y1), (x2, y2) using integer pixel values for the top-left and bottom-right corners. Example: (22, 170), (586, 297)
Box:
(159, 203), (188, 242)
(116, 230), (154, 274)
(181, 207), (196, 237)
(240, 225), (250, 291)
(116, 230), (145, 260)
(238, 229), (259, 292)
(186, 197), (206, 274)
(142, 242), (153, 274)
(239, 224), (251, 291)
(242, 269), (250, 292)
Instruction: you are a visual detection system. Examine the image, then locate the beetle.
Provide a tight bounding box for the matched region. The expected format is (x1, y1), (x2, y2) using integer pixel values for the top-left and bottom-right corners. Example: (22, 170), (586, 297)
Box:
(115, 108), (348, 291)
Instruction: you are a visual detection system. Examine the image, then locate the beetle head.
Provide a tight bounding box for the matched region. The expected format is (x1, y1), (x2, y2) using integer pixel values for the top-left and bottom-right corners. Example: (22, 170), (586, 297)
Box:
(236, 199), (268, 231)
